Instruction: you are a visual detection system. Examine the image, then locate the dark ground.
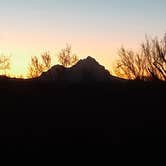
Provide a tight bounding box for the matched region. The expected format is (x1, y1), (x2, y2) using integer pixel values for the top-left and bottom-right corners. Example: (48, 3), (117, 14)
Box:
(0, 77), (165, 150)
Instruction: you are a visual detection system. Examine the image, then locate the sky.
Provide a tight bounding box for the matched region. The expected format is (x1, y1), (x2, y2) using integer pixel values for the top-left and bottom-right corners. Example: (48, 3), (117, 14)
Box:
(0, 0), (166, 76)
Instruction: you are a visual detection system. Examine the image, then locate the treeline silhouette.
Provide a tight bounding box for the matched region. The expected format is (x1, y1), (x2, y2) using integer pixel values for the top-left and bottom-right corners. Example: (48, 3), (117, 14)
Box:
(28, 45), (78, 78)
(114, 34), (166, 81)
(0, 33), (166, 81)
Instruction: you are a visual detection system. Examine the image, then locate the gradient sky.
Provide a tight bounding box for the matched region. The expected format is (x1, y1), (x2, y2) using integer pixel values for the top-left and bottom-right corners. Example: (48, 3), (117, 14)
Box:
(0, 0), (166, 76)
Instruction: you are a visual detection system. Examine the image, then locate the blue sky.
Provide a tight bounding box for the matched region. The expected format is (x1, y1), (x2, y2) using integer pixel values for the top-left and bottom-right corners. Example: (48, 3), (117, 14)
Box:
(0, 0), (166, 75)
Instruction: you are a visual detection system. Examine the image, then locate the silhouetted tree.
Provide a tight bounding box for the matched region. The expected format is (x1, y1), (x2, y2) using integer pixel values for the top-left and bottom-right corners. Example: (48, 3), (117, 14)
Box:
(58, 45), (78, 67)
(28, 56), (43, 78)
(141, 35), (166, 80)
(114, 34), (166, 81)
(0, 55), (10, 75)
(28, 52), (52, 78)
(114, 47), (148, 80)
(41, 52), (51, 70)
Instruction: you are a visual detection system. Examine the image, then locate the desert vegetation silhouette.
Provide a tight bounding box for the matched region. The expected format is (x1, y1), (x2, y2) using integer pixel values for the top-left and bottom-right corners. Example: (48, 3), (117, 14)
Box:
(114, 34), (166, 81)
(0, 34), (165, 82)
(0, 55), (10, 76)
(27, 45), (79, 78)
(28, 52), (52, 78)
(57, 44), (78, 68)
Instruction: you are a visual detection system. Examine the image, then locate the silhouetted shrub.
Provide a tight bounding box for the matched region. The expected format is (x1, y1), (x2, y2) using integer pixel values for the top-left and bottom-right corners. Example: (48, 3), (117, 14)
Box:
(28, 52), (52, 78)
(0, 55), (10, 76)
(114, 34), (166, 81)
(57, 45), (78, 67)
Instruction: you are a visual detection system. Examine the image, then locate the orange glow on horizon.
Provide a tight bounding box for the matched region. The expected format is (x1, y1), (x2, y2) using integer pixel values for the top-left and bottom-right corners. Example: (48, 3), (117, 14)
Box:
(0, 18), (144, 78)
(0, 44), (119, 78)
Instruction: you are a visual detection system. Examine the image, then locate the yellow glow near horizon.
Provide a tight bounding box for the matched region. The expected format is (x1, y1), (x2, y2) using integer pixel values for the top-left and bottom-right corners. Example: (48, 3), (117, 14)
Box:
(0, 37), (123, 77)
(0, 41), (140, 78)
(5, 49), (117, 78)
(0, 0), (166, 78)
(0, 17), (143, 78)
(0, 21), (151, 78)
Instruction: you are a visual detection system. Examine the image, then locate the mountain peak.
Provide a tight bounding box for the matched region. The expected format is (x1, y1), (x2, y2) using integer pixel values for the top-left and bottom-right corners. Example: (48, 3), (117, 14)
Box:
(86, 56), (97, 61)
(40, 56), (113, 83)
(75, 56), (99, 66)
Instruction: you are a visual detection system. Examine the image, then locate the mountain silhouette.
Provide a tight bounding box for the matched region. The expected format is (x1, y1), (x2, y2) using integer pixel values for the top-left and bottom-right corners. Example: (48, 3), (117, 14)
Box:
(39, 56), (119, 83)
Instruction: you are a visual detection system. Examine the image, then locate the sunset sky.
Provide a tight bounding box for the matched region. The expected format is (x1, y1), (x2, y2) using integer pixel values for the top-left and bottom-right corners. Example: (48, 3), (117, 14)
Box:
(0, 0), (166, 76)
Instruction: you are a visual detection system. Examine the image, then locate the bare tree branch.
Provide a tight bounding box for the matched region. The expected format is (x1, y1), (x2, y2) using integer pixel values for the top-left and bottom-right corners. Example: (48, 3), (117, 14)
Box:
(114, 34), (166, 81)
(28, 53), (52, 78)
(0, 55), (10, 76)
(57, 45), (79, 67)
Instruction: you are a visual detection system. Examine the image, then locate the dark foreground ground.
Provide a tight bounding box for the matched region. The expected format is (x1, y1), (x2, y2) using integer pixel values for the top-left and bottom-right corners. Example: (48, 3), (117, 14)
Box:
(0, 78), (165, 150)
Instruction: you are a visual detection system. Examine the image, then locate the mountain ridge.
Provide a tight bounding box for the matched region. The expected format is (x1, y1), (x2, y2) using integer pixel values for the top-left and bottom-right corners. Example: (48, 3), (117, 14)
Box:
(0, 56), (126, 83)
(39, 56), (121, 83)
